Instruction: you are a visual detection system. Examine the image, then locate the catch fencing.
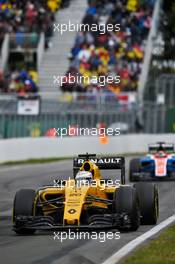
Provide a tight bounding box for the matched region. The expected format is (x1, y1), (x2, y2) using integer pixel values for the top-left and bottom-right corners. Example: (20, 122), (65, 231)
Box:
(0, 95), (174, 138)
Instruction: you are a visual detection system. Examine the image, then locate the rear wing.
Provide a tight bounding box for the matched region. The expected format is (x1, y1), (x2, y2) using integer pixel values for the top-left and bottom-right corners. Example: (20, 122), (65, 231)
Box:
(73, 153), (125, 184)
(148, 142), (174, 153)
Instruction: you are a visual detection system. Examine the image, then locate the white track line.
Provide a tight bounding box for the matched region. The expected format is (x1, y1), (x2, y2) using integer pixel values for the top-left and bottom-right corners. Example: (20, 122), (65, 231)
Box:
(102, 214), (175, 264)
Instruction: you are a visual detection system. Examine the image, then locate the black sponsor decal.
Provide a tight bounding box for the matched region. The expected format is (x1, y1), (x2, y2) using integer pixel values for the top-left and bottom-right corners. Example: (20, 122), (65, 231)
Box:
(68, 209), (76, 214)
(69, 193), (81, 197)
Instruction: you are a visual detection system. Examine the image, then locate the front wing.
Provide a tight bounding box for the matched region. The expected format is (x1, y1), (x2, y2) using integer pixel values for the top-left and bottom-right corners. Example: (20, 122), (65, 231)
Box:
(13, 213), (132, 232)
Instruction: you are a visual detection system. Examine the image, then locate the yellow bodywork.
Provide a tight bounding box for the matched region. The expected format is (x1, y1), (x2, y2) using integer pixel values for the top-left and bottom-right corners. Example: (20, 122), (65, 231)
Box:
(36, 161), (118, 226)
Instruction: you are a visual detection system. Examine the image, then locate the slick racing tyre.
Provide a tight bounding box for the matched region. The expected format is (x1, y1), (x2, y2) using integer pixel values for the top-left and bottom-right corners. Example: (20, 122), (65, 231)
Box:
(129, 158), (140, 182)
(115, 186), (140, 231)
(13, 189), (36, 234)
(134, 182), (159, 225)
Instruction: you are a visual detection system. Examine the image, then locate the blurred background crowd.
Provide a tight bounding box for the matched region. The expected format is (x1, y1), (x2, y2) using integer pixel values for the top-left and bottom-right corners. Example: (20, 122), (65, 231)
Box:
(0, 0), (174, 103)
(62, 0), (155, 93)
(0, 0), (71, 94)
(1, 0), (175, 137)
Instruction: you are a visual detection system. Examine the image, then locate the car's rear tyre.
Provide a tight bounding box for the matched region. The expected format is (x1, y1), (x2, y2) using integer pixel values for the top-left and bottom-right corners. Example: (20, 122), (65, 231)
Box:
(129, 158), (140, 182)
(13, 189), (36, 234)
(134, 183), (159, 225)
(115, 186), (140, 231)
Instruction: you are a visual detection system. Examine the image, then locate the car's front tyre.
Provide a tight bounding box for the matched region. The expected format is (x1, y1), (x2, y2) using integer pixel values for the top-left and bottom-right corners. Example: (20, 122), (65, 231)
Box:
(115, 186), (140, 231)
(134, 182), (159, 225)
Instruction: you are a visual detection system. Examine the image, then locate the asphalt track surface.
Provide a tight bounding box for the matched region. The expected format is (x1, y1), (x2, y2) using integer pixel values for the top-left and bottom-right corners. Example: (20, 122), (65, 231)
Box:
(0, 158), (175, 264)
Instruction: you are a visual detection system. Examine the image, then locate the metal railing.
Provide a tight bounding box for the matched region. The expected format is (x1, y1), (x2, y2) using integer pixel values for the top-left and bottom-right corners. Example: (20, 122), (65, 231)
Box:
(0, 98), (173, 138)
(9, 33), (39, 50)
(145, 74), (175, 107)
(0, 92), (137, 113)
(155, 74), (175, 107)
(0, 32), (44, 72)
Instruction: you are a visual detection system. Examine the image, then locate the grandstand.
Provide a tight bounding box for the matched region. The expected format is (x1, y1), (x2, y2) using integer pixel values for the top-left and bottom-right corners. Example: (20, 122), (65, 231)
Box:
(39, 0), (87, 92)
(62, 0), (155, 101)
(0, 0), (157, 97)
(0, 0), (71, 94)
(1, 0), (175, 138)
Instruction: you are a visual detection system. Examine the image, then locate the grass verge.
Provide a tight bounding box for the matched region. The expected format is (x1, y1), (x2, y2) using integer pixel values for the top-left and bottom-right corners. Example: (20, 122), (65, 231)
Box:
(122, 225), (175, 264)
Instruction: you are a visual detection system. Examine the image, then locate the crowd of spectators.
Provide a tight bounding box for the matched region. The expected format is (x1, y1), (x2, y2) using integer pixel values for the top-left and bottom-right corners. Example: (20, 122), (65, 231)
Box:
(0, 69), (39, 94)
(0, 0), (71, 94)
(0, 0), (63, 50)
(62, 0), (155, 94)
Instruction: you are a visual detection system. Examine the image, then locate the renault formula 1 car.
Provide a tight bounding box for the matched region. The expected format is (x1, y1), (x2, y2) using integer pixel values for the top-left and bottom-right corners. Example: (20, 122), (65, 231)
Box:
(13, 154), (159, 234)
(129, 142), (175, 181)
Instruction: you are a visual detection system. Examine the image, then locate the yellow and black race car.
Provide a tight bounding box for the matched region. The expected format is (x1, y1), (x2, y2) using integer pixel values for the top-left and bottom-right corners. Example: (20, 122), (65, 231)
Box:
(13, 154), (159, 234)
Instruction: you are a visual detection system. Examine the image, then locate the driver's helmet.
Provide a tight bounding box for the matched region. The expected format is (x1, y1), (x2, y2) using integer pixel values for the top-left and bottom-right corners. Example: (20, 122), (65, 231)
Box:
(75, 171), (93, 185)
(156, 151), (166, 157)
